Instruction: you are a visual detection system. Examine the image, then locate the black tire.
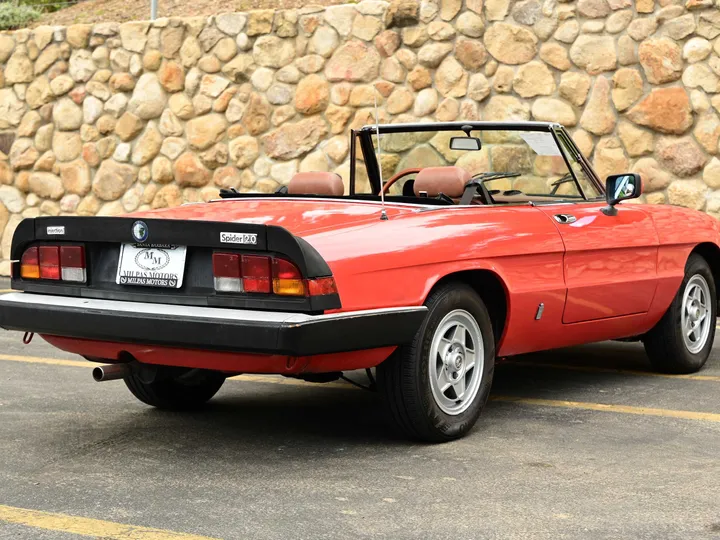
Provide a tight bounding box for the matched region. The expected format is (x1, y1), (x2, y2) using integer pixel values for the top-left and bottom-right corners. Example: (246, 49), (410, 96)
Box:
(377, 282), (495, 443)
(124, 368), (226, 410)
(643, 254), (716, 374)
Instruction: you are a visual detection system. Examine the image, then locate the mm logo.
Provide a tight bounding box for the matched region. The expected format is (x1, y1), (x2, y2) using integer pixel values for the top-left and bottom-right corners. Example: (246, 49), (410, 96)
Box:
(134, 248), (170, 271)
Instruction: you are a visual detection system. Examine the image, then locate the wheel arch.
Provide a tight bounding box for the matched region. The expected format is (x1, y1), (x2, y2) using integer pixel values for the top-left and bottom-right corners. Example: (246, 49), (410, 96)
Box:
(428, 270), (509, 347)
(690, 242), (720, 308)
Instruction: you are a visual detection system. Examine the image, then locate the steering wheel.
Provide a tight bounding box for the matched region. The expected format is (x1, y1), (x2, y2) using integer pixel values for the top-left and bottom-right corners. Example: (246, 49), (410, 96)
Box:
(382, 168), (422, 194)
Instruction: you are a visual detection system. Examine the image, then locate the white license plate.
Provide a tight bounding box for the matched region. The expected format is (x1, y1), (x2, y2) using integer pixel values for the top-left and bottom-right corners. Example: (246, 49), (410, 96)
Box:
(116, 244), (187, 289)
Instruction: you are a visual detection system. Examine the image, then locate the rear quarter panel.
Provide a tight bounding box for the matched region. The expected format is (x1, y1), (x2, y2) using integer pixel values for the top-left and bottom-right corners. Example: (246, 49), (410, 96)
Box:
(640, 204), (720, 326)
(302, 205), (568, 355)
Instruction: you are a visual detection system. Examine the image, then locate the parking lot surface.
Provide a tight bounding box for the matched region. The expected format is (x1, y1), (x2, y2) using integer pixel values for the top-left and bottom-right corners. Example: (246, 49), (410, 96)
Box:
(0, 279), (719, 539)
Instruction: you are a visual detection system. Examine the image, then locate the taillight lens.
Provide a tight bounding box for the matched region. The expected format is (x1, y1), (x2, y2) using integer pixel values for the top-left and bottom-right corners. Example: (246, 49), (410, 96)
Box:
(212, 252), (242, 292)
(39, 246), (61, 280)
(272, 258), (305, 296)
(20, 244), (86, 283)
(20, 246), (40, 279)
(308, 277), (338, 296)
(60, 246), (86, 282)
(212, 252), (337, 298)
(241, 255), (271, 293)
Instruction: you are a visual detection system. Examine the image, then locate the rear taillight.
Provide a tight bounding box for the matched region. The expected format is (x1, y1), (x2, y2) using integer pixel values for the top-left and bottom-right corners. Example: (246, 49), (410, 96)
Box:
(212, 252), (242, 292)
(39, 246), (61, 280)
(272, 258), (305, 297)
(212, 253), (336, 297)
(20, 247), (40, 279)
(60, 246), (86, 282)
(308, 277), (338, 296)
(241, 255), (271, 293)
(20, 244), (86, 283)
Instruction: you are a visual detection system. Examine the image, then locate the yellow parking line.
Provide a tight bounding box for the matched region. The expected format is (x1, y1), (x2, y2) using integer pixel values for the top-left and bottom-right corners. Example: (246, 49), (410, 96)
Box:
(505, 360), (720, 382)
(2, 354), (720, 423)
(0, 355), (352, 387)
(230, 373), (352, 389)
(0, 353), (88, 368)
(0, 504), (220, 540)
(492, 396), (720, 423)
(0, 289), (13, 293)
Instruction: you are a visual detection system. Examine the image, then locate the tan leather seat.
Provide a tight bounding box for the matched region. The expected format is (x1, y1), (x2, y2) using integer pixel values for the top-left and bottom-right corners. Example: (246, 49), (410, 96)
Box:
(287, 172), (344, 196)
(413, 167), (471, 198)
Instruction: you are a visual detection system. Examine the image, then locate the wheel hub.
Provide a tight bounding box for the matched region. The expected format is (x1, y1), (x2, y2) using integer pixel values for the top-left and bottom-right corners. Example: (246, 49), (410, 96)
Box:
(429, 309), (485, 416)
(690, 302), (701, 321)
(444, 345), (465, 380)
(682, 275), (712, 354)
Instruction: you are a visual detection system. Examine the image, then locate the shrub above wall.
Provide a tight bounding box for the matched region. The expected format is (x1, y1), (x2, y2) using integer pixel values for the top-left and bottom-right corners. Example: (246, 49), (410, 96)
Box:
(0, 0), (720, 273)
(0, 3), (41, 31)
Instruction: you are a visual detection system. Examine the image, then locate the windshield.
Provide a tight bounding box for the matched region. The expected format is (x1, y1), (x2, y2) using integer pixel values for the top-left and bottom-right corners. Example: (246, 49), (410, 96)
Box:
(353, 127), (601, 203)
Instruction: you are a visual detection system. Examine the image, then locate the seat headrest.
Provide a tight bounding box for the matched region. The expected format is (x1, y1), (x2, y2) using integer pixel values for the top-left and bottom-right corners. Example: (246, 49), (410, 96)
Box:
(414, 167), (471, 198)
(287, 172), (344, 197)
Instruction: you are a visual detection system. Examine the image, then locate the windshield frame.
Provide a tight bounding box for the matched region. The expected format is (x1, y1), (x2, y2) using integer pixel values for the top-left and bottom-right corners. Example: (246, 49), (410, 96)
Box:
(350, 121), (605, 202)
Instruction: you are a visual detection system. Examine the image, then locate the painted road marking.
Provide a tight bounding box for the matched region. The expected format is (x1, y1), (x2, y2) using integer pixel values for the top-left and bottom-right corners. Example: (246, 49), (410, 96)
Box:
(0, 504), (220, 540)
(0, 289), (13, 293)
(505, 360), (720, 382)
(492, 396), (720, 423)
(4, 351), (719, 386)
(231, 373), (351, 389)
(0, 353), (89, 368)
(0, 354), (349, 388)
(2, 353), (720, 423)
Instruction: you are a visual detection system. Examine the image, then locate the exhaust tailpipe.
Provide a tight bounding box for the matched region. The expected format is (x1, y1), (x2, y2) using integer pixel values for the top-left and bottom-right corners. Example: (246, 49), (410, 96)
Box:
(92, 364), (131, 382)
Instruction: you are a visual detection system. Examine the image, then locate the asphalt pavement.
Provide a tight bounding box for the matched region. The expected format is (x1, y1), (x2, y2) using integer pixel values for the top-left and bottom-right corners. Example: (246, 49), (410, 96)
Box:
(0, 278), (719, 539)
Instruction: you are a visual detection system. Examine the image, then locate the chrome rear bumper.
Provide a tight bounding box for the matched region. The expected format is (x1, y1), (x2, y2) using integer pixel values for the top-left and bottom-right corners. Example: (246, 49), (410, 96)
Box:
(0, 293), (427, 356)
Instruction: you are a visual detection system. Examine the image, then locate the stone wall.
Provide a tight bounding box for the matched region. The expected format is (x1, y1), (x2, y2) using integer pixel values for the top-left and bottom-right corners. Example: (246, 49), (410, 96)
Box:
(1, 0), (720, 274)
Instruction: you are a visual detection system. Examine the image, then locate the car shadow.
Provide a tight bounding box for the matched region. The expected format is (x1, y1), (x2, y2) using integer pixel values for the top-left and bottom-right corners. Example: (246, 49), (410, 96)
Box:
(138, 382), (416, 449)
(119, 341), (654, 447)
(34, 340), (677, 458)
(491, 340), (657, 395)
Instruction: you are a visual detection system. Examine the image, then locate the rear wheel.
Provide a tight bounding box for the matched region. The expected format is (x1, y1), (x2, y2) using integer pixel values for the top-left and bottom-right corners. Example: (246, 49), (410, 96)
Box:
(377, 283), (494, 442)
(124, 368), (226, 410)
(643, 254), (716, 374)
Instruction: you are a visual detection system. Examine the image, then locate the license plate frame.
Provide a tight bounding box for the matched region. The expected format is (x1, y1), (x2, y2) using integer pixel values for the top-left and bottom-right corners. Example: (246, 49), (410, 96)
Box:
(116, 244), (188, 289)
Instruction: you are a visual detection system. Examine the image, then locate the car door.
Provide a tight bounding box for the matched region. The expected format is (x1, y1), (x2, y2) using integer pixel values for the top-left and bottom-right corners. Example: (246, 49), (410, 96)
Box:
(538, 128), (662, 324)
(538, 201), (659, 323)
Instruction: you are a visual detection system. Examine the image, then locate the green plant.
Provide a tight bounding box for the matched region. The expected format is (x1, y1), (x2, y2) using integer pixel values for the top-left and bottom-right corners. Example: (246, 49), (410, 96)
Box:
(0, 2), (41, 30)
(17, 0), (71, 13)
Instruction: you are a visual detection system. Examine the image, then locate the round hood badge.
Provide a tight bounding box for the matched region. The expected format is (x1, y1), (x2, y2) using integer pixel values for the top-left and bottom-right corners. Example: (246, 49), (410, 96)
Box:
(132, 220), (149, 243)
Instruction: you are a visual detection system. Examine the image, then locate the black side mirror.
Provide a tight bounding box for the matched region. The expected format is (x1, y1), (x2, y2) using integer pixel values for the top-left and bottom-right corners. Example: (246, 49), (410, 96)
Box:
(601, 173), (642, 216)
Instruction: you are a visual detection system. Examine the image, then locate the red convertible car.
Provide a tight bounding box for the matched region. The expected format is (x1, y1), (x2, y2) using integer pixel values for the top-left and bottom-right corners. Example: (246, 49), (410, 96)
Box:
(1, 121), (718, 442)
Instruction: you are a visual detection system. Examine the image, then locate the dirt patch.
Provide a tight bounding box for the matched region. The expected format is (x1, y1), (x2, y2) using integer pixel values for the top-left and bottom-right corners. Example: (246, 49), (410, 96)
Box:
(35, 0), (349, 27)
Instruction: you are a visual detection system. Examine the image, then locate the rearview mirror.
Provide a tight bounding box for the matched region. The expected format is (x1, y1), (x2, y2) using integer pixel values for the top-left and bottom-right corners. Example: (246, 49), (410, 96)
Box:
(602, 173), (642, 216)
(450, 137), (482, 151)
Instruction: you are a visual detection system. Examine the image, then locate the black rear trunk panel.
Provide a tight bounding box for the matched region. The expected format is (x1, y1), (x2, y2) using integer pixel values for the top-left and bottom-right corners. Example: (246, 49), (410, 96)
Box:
(9, 217), (340, 313)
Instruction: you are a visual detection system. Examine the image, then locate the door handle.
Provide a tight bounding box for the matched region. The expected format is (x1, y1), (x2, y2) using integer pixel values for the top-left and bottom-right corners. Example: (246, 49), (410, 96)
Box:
(553, 214), (577, 224)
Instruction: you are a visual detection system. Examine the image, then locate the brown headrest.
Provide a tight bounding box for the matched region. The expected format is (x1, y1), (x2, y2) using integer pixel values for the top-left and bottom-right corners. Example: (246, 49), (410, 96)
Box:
(288, 172), (344, 196)
(414, 167), (471, 198)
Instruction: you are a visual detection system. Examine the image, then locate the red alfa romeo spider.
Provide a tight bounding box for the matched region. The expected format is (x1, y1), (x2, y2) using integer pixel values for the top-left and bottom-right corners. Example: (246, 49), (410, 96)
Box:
(1, 121), (718, 442)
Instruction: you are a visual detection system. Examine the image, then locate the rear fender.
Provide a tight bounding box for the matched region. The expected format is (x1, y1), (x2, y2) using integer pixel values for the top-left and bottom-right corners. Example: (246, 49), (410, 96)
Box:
(427, 267), (510, 348)
(416, 253), (566, 356)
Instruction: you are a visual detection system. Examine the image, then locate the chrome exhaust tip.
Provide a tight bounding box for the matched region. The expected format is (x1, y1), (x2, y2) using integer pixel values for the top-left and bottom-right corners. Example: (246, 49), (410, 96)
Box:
(92, 364), (131, 382)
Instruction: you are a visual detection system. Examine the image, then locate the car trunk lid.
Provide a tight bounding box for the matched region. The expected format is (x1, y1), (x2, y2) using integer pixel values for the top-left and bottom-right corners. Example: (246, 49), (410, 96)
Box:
(128, 198), (419, 238)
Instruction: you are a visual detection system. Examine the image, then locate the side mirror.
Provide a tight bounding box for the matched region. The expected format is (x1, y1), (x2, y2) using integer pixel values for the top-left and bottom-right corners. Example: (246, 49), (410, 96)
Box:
(601, 173), (642, 216)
